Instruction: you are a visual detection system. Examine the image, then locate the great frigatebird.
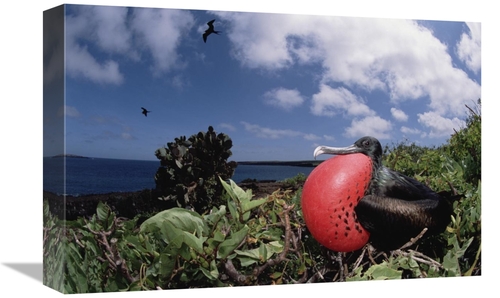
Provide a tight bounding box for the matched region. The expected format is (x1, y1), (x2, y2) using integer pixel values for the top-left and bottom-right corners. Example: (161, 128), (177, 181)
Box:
(141, 107), (151, 117)
(314, 136), (457, 250)
(203, 19), (220, 43)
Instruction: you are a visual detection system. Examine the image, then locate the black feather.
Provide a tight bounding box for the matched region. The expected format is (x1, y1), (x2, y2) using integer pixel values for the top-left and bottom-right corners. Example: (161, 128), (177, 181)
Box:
(315, 136), (458, 250)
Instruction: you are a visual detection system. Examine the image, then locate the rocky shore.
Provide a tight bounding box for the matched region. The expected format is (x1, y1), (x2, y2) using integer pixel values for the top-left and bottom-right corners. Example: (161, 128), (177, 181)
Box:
(44, 179), (304, 221)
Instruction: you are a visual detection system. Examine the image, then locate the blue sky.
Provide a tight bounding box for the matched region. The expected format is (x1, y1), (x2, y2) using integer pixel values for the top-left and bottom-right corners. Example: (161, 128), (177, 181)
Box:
(43, 4), (481, 162)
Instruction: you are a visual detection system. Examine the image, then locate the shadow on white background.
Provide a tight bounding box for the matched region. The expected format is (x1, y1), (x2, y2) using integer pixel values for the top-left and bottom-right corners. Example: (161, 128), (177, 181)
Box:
(2, 263), (42, 283)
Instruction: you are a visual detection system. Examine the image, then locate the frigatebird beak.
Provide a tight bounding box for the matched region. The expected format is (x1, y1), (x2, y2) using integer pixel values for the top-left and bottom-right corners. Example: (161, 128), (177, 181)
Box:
(314, 144), (362, 159)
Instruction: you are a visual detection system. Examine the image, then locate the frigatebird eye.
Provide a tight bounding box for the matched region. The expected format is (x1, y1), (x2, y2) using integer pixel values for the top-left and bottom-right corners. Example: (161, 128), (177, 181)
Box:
(362, 140), (370, 147)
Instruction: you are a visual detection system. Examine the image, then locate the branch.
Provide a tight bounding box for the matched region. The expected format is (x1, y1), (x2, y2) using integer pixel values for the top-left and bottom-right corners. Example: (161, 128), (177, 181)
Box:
(84, 218), (137, 283)
(306, 267), (332, 283)
(73, 233), (85, 248)
(465, 104), (478, 117)
(446, 180), (459, 196)
(223, 259), (249, 285)
(351, 245), (368, 273)
(252, 204), (294, 277)
(393, 249), (443, 270)
(287, 214), (309, 283)
(397, 228), (428, 251)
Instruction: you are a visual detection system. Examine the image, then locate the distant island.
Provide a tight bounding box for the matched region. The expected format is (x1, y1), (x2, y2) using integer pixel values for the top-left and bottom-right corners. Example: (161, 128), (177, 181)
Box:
(51, 154), (90, 159)
(237, 160), (321, 167)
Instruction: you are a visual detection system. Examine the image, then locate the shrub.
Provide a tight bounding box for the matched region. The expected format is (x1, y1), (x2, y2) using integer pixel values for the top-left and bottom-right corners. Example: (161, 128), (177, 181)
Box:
(154, 126), (237, 213)
(443, 99), (481, 185)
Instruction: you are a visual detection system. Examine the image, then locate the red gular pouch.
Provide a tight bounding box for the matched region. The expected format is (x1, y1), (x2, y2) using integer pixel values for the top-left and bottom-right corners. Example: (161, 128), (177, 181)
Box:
(301, 154), (372, 252)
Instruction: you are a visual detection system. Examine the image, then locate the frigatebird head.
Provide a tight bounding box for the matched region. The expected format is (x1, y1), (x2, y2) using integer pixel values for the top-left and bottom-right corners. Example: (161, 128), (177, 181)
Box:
(314, 136), (383, 167)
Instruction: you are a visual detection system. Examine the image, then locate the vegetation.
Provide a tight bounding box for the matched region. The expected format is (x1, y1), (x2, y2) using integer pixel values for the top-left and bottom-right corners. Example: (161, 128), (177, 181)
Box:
(43, 102), (481, 293)
(280, 172), (307, 189)
(154, 126), (237, 213)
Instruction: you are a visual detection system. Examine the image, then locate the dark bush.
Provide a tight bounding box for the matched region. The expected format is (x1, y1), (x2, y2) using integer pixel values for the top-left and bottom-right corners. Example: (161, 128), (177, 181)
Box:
(154, 126), (237, 213)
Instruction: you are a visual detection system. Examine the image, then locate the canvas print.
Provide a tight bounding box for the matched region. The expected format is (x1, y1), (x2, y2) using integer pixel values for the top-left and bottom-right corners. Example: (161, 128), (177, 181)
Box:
(43, 4), (481, 294)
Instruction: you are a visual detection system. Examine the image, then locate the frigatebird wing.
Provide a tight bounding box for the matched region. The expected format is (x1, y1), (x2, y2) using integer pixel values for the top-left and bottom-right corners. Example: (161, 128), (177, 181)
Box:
(354, 194), (449, 250)
(207, 19), (215, 28)
(355, 166), (453, 250)
(374, 167), (442, 202)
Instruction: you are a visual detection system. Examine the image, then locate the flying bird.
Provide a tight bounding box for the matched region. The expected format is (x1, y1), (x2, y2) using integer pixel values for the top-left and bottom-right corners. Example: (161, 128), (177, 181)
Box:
(141, 107), (151, 117)
(203, 19), (220, 43)
(313, 136), (459, 250)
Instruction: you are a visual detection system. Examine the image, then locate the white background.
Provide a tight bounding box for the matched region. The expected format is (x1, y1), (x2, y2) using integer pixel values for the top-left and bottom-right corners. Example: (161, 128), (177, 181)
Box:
(1, 1), (496, 297)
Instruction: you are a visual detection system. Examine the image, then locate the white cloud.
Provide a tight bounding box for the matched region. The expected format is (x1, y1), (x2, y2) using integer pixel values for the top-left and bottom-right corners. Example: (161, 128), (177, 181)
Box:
(391, 107), (408, 122)
(215, 13), (481, 118)
(303, 133), (321, 141)
(65, 6), (195, 84)
(66, 44), (124, 84)
(456, 22), (481, 74)
(241, 121), (320, 140)
(121, 132), (134, 140)
(213, 12), (298, 69)
(264, 87), (305, 111)
(91, 6), (136, 56)
(219, 123), (237, 132)
(344, 116), (393, 140)
(323, 135), (335, 141)
(241, 121), (301, 139)
(65, 6), (131, 85)
(400, 126), (421, 135)
(170, 75), (189, 90)
(66, 6), (135, 55)
(131, 8), (194, 75)
(417, 111), (465, 138)
(311, 85), (375, 117)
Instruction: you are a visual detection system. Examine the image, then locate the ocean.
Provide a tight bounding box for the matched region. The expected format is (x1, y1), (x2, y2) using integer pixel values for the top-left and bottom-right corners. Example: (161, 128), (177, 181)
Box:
(43, 157), (314, 196)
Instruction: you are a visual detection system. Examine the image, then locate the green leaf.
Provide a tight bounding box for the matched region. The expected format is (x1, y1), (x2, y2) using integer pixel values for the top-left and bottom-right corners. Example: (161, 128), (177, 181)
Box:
(204, 205), (227, 227)
(346, 266), (368, 281)
(206, 231), (226, 251)
(175, 159), (183, 169)
(241, 198), (267, 214)
(199, 259), (219, 280)
(234, 241), (283, 267)
(212, 231), (226, 242)
(269, 272), (282, 279)
(227, 199), (239, 222)
(235, 247), (262, 261)
(158, 251), (177, 277)
(199, 267), (215, 280)
(238, 256), (259, 267)
(442, 250), (459, 276)
(161, 220), (206, 254)
(155, 147), (167, 158)
(266, 241), (284, 254)
(96, 201), (108, 222)
(454, 237), (474, 259)
(220, 178), (252, 203)
(140, 207), (207, 237)
(217, 225), (250, 259)
(368, 264), (402, 280)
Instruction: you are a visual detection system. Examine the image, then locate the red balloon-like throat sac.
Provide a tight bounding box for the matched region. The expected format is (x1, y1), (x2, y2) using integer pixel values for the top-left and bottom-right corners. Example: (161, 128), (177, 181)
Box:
(301, 154), (372, 252)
